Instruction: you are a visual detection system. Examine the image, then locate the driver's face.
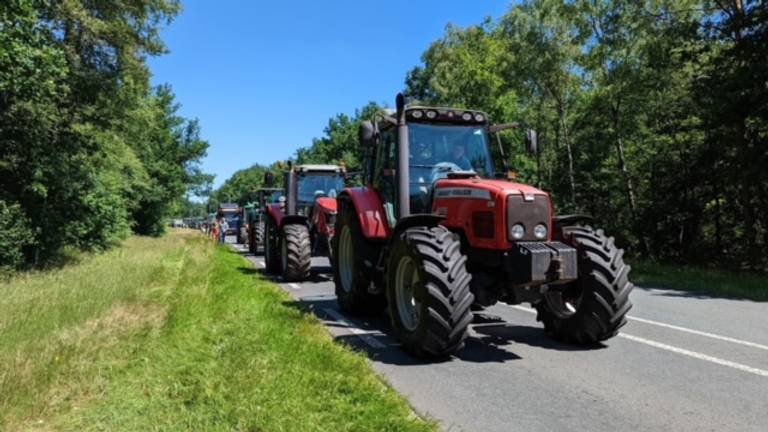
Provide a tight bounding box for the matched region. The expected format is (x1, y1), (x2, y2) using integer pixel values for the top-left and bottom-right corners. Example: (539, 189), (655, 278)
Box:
(452, 145), (464, 158)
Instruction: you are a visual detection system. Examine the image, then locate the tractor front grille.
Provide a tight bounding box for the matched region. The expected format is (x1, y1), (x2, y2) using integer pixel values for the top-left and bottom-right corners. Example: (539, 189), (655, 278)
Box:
(506, 194), (550, 242)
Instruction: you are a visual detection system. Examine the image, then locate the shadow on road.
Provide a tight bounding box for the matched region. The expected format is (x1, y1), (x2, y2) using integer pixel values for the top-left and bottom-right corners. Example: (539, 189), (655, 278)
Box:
(235, 243), (600, 364)
(473, 323), (606, 351)
(282, 298), (598, 365)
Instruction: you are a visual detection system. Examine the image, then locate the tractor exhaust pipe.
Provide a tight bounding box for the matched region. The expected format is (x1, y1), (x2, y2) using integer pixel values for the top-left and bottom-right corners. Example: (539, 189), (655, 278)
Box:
(396, 93), (410, 218)
(286, 168), (297, 216)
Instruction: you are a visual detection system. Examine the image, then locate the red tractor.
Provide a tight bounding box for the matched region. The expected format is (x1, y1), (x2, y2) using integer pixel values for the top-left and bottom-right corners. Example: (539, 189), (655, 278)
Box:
(331, 94), (633, 357)
(263, 164), (346, 281)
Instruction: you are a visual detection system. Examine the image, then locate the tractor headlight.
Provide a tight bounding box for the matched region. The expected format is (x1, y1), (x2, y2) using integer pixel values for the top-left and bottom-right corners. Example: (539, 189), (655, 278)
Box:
(534, 223), (548, 239)
(510, 224), (525, 240)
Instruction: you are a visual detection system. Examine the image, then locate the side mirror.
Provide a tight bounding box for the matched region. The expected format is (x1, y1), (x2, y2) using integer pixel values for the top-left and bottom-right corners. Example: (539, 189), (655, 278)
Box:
(525, 129), (538, 155)
(359, 120), (377, 147)
(264, 171), (275, 187)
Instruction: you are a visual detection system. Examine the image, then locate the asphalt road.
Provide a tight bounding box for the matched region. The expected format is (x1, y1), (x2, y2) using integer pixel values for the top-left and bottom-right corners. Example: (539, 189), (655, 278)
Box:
(232, 243), (768, 432)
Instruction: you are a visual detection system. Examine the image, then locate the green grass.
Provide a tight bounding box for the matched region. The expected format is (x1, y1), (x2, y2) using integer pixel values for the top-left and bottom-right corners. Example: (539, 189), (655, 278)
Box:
(632, 261), (768, 301)
(0, 230), (435, 432)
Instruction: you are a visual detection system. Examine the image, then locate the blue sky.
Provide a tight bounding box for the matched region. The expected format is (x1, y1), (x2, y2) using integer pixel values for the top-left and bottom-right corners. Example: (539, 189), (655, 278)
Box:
(148, 0), (511, 190)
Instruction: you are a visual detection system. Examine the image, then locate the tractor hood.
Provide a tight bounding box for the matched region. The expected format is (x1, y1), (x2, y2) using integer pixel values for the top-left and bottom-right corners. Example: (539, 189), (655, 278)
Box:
(434, 178), (548, 198)
(314, 196), (338, 213)
(433, 177), (553, 248)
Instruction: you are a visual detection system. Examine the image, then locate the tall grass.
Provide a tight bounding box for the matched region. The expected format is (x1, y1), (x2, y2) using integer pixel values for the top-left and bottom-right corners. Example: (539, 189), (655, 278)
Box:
(0, 230), (434, 431)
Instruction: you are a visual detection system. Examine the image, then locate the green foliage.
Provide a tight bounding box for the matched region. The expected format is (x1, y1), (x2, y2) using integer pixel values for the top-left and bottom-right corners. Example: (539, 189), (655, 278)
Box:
(0, 201), (32, 272)
(210, 162), (282, 206)
(295, 102), (381, 173)
(400, 0), (768, 270)
(0, 0), (210, 268)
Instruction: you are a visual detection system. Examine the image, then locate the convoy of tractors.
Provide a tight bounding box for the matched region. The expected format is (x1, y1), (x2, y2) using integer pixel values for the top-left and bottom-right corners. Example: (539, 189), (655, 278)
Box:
(232, 93), (634, 358)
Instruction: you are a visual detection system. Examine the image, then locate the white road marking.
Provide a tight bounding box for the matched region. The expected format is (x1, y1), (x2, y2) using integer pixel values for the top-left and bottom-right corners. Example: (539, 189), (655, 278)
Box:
(508, 305), (768, 378)
(509, 305), (768, 352)
(625, 315), (768, 351)
(509, 305), (537, 314)
(619, 333), (768, 377)
(288, 283), (301, 290)
(323, 308), (386, 349)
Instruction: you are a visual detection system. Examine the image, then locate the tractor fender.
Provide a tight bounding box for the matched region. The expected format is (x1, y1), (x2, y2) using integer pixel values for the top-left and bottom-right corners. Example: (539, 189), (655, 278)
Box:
(553, 214), (594, 240)
(265, 203), (284, 227)
(339, 188), (391, 240)
(280, 214), (309, 230)
(553, 214), (594, 228)
(389, 214), (445, 245)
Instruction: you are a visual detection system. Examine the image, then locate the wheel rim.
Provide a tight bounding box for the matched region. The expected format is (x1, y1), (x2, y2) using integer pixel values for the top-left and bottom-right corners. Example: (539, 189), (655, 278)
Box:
(395, 256), (421, 332)
(543, 283), (583, 319)
(338, 226), (354, 292)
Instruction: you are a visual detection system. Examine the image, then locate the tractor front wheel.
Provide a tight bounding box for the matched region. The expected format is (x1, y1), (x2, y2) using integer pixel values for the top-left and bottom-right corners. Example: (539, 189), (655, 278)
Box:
(281, 223), (311, 281)
(386, 226), (473, 357)
(264, 217), (281, 274)
(535, 224), (633, 344)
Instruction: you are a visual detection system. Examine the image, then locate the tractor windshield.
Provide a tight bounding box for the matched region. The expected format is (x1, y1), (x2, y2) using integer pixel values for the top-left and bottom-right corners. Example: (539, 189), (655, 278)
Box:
(408, 123), (494, 212)
(409, 123), (494, 178)
(297, 174), (344, 206)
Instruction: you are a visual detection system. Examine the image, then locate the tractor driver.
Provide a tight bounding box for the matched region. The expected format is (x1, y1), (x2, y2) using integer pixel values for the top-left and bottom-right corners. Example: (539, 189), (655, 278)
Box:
(449, 143), (472, 171)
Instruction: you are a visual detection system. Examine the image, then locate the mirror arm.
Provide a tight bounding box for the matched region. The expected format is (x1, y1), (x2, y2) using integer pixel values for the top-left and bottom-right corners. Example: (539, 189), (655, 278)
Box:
(495, 132), (509, 175)
(488, 122), (521, 134)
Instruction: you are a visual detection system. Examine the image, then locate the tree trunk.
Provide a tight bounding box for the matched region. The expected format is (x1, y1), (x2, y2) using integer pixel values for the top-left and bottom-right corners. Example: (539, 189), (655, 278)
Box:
(559, 105), (577, 208)
(611, 103), (648, 255)
(553, 96), (577, 209)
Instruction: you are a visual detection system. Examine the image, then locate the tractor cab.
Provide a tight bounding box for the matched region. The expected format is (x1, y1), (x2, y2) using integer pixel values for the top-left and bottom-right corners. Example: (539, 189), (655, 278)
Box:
(363, 106), (503, 222)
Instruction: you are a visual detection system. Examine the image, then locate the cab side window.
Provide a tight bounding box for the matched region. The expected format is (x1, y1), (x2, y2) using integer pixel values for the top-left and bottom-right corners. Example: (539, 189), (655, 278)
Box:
(374, 127), (396, 225)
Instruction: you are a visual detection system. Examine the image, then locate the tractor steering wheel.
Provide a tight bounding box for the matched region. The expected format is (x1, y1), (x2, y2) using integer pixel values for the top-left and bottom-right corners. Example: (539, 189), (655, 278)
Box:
(430, 162), (463, 182)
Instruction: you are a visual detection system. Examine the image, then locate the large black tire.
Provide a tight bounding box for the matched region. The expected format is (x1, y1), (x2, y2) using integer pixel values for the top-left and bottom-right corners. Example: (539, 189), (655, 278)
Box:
(264, 217), (281, 274)
(251, 222), (264, 255)
(535, 224), (633, 344)
(247, 225), (255, 253)
(332, 200), (386, 314)
(281, 223), (311, 281)
(386, 226), (474, 357)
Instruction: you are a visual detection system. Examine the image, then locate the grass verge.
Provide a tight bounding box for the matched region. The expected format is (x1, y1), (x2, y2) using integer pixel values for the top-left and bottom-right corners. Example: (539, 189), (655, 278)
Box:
(632, 261), (768, 301)
(0, 230), (435, 431)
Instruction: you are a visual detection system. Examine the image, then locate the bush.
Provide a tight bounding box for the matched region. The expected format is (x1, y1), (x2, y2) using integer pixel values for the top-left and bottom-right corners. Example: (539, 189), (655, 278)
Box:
(0, 201), (33, 271)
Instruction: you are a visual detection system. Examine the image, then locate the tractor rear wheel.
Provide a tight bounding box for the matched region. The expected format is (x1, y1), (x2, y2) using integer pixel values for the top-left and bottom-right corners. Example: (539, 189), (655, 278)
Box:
(264, 217), (281, 274)
(247, 225), (255, 253)
(252, 222), (264, 255)
(281, 223), (311, 281)
(332, 202), (385, 314)
(535, 224), (633, 344)
(386, 226), (473, 357)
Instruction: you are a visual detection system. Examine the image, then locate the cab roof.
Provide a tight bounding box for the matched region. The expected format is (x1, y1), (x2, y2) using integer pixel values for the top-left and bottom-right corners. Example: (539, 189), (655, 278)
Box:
(296, 164), (344, 173)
